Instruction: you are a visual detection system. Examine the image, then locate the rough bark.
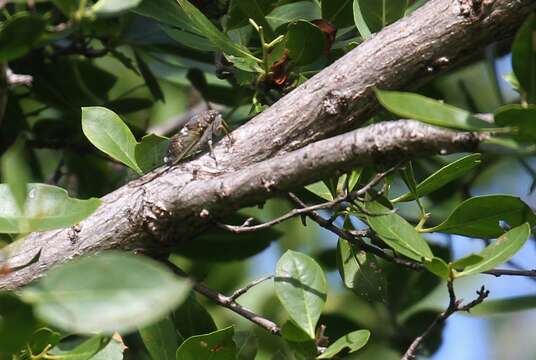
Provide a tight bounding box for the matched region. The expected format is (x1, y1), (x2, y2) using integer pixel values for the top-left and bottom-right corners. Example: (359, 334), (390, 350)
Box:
(0, 121), (486, 289)
(0, 0), (533, 289)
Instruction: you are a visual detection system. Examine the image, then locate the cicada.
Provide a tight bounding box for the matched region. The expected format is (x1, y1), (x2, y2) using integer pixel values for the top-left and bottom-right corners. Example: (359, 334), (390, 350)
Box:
(165, 109), (227, 165)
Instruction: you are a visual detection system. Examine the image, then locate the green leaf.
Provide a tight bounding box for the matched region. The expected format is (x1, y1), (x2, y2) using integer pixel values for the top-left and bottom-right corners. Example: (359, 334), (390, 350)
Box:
(0, 184), (101, 234)
(375, 90), (492, 130)
(21, 252), (192, 334)
(0, 292), (37, 353)
(173, 293), (217, 341)
(495, 104), (536, 142)
(450, 254), (484, 271)
(175, 327), (236, 360)
(512, 14), (536, 102)
(305, 181), (333, 201)
(134, 51), (165, 102)
(456, 223), (531, 277)
(90, 337), (125, 360)
(266, 1), (321, 30)
(392, 154), (482, 202)
(134, 0), (192, 28)
(135, 134), (170, 173)
(234, 331), (257, 360)
(81, 106), (143, 175)
(48, 336), (111, 360)
(322, 0), (354, 28)
(353, 0), (372, 39)
(175, 0), (258, 61)
(337, 236), (387, 303)
(161, 26), (216, 52)
(365, 201), (433, 262)
(274, 250), (327, 338)
(424, 257), (449, 279)
(286, 20), (325, 66)
(354, 0), (407, 34)
(470, 295), (536, 316)
(28, 328), (62, 355)
(1, 137), (31, 212)
(92, 0), (143, 16)
(0, 13), (46, 62)
(280, 321), (317, 358)
(316, 329), (370, 359)
(140, 317), (179, 360)
(423, 195), (536, 239)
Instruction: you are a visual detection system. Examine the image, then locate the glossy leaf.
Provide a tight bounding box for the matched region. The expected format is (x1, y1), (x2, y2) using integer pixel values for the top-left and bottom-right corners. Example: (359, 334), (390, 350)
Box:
(322, 0), (354, 28)
(0, 292), (37, 353)
(266, 1), (321, 30)
(424, 195), (536, 239)
(173, 293), (216, 341)
(495, 104), (536, 142)
(365, 201), (433, 262)
(393, 154), (482, 202)
(81, 106), (143, 175)
(317, 329), (370, 359)
(376, 90), (492, 130)
(456, 223), (531, 277)
(0, 184), (101, 234)
(471, 295), (536, 316)
(1, 137), (31, 212)
(512, 14), (536, 102)
(135, 134), (170, 173)
(140, 317), (178, 360)
(175, 0), (258, 61)
(274, 250), (327, 338)
(175, 326), (236, 360)
(286, 20), (325, 65)
(337, 236), (387, 303)
(354, 0), (407, 33)
(22, 252), (192, 334)
(0, 13), (46, 62)
(92, 0), (143, 16)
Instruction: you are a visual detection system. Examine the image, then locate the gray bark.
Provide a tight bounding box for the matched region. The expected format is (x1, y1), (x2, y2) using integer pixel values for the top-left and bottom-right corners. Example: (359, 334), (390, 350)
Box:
(0, 0), (533, 289)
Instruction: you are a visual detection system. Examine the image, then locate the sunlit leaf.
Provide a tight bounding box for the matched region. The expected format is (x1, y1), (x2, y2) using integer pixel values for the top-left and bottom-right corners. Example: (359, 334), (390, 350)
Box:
(365, 201), (433, 262)
(175, 327), (236, 360)
(512, 14), (536, 102)
(275, 250), (327, 338)
(317, 329), (370, 359)
(376, 90), (492, 130)
(92, 0), (143, 16)
(393, 154), (482, 202)
(1, 137), (31, 212)
(0, 184), (101, 234)
(424, 195), (536, 239)
(456, 223), (531, 277)
(81, 106), (143, 175)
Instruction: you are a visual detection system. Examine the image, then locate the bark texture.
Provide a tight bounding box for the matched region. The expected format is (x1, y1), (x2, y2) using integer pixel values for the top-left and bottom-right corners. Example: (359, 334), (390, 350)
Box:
(0, 0), (533, 289)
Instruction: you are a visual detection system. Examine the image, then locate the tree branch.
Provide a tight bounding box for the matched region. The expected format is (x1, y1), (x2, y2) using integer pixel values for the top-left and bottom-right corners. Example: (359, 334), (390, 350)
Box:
(401, 282), (489, 360)
(165, 261), (280, 335)
(0, 0), (534, 289)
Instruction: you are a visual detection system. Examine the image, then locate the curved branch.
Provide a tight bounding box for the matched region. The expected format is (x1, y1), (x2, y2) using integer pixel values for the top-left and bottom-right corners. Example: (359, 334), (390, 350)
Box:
(0, 0), (534, 289)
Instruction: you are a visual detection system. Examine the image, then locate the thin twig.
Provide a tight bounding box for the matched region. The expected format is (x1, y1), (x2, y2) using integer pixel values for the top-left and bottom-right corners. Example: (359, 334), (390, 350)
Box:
(164, 260), (281, 335)
(401, 282), (489, 360)
(229, 275), (274, 302)
(218, 164), (401, 234)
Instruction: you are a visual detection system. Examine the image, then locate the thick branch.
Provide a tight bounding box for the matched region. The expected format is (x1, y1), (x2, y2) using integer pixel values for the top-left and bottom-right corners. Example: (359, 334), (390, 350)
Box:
(0, 121), (484, 289)
(1, 0), (534, 289)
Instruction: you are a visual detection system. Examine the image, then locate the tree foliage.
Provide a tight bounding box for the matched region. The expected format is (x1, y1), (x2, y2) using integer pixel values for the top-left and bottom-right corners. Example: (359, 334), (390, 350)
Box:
(0, 0), (535, 359)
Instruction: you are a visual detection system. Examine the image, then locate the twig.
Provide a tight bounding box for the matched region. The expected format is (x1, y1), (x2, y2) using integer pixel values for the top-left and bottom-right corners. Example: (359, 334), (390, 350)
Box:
(164, 261), (281, 335)
(229, 275), (273, 302)
(401, 282), (489, 360)
(218, 164), (401, 234)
